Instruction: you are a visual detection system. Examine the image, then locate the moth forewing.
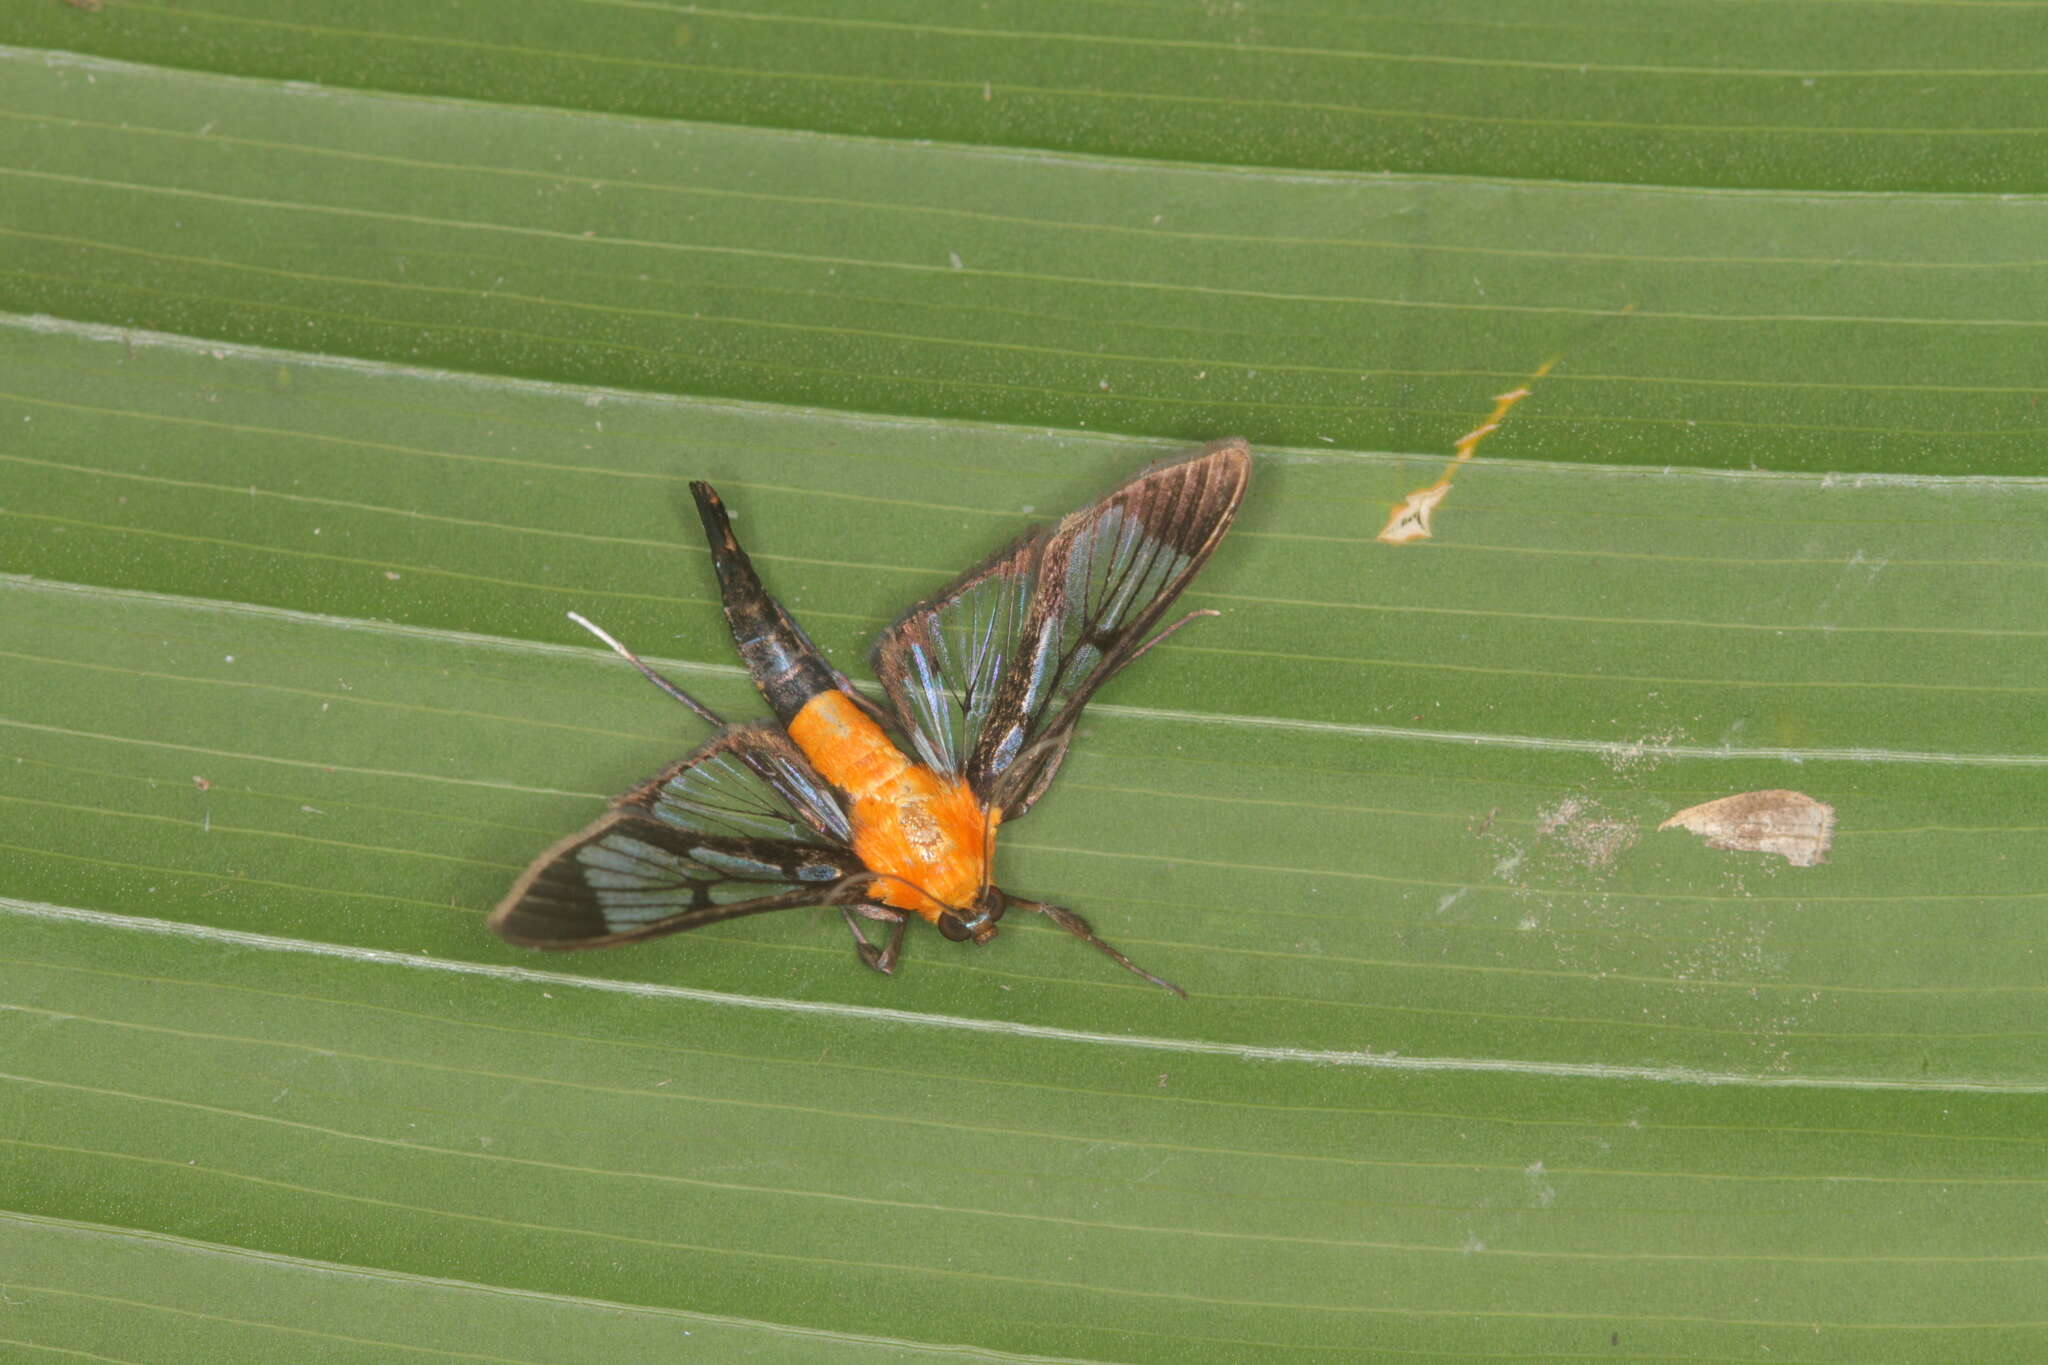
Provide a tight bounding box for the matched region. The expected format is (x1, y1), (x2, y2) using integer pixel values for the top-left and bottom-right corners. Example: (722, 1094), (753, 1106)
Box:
(487, 808), (867, 950)
(967, 438), (1250, 815)
(870, 529), (1043, 778)
(489, 725), (868, 949)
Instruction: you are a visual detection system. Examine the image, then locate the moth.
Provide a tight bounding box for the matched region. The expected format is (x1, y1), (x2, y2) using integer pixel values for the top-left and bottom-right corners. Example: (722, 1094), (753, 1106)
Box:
(490, 439), (1250, 995)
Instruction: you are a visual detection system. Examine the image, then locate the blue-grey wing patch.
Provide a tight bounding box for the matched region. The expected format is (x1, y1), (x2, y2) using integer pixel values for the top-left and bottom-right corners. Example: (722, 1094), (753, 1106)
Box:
(870, 531), (1040, 776)
(489, 725), (868, 949)
(971, 439), (1249, 818)
(871, 441), (1248, 813)
(642, 723), (853, 845)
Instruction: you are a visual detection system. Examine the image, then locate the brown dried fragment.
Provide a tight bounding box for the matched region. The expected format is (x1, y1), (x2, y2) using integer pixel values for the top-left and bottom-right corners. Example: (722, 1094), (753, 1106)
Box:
(1659, 789), (1834, 867)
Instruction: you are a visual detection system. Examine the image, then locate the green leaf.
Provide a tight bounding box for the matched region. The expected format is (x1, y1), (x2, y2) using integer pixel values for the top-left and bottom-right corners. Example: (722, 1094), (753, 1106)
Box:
(3, 9), (2044, 1363)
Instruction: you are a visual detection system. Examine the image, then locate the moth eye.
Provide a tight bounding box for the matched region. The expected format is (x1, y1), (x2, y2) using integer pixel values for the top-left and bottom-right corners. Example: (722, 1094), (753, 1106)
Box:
(936, 912), (973, 942)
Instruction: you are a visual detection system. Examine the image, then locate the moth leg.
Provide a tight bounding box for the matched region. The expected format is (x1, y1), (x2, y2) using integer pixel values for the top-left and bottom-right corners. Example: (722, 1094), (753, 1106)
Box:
(1005, 897), (1185, 998)
(1122, 607), (1220, 668)
(839, 904), (909, 975)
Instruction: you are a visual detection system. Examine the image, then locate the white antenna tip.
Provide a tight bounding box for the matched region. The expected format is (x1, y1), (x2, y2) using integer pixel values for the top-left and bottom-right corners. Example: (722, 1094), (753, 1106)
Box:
(565, 611), (633, 663)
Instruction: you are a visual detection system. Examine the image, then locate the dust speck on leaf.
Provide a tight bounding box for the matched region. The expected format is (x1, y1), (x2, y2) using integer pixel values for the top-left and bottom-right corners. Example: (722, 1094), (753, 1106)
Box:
(1603, 727), (1683, 777)
(1535, 796), (1639, 869)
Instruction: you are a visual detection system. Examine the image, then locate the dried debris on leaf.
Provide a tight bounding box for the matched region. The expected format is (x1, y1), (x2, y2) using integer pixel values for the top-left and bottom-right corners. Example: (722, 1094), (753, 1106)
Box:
(1378, 358), (1552, 545)
(1659, 789), (1835, 867)
(1535, 795), (1640, 869)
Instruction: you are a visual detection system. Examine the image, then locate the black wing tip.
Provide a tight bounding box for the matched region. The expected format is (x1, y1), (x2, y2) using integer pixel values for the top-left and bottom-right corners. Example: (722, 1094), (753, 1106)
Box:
(1161, 436), (1250, 476)
(1121, 439), (1251, 523)
(1099, 437), (1250, 555)
(487, 897), (608, 950)
(487, 813), (630, 950)
(1181, 436), (1252, 487)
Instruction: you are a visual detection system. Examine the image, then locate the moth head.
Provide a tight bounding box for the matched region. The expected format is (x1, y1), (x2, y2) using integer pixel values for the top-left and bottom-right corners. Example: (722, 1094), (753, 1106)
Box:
(936, 887), (1006, 945)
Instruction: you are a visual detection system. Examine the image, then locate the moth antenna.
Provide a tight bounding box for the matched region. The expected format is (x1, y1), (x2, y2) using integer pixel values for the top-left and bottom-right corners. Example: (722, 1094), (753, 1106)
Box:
(980, 796), (1001, 895)
(1007, 897), (1186, 997)
(987, 729), (1065, 814)
(566, 611), (725, 728)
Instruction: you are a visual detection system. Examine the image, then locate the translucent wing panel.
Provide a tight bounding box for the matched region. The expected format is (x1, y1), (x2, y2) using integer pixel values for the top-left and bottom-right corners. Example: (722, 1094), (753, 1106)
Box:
(972, 440), (1250, 815)
(489, 725), (865, 948)
(491, 811), (867, 947)
(872, 442), (1248, 816)
(872, 533), (1039, 775)
(1032, 501), (1195, 720)
(643, 724), (852, 845)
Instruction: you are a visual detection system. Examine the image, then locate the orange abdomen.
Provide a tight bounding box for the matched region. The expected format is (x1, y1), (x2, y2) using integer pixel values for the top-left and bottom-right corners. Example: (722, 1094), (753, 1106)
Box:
(786, 691), (994, 920)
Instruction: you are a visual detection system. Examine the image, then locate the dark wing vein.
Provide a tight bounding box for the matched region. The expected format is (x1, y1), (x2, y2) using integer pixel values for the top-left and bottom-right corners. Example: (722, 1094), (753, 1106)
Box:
(871, 531), (1040, 776)
(490, 724), (868, 949)
(871, 439), (1249, 820)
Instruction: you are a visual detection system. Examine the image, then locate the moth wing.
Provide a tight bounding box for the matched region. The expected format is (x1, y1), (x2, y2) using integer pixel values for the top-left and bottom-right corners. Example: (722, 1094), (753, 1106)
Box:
(489, 724), (869, 949)
(636, 721), (854, 846)
(870, 439), (1248, 819)
(973, 438), (1249, 818)
(870, 529), (1043, 776)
